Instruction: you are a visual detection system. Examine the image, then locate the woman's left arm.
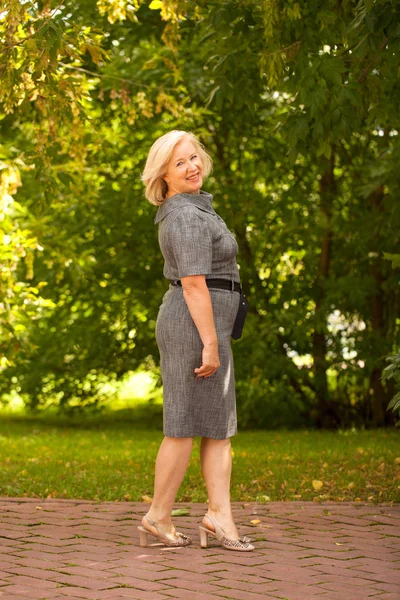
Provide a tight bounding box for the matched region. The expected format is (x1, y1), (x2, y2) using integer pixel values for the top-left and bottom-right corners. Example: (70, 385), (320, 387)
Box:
(181, 275), (220, 379)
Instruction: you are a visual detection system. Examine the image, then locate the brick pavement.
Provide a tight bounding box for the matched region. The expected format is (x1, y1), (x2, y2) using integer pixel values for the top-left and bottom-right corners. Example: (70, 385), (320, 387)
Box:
(0, 499), (399, 600)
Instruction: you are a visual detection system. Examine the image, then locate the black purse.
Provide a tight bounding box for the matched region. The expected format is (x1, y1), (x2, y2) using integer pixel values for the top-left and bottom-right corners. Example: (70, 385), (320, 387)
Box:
(231, 290), (249, 340)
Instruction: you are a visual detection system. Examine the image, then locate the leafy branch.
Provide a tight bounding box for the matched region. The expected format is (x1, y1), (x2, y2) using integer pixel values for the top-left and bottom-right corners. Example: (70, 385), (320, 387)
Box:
(2, 1), (65, 49)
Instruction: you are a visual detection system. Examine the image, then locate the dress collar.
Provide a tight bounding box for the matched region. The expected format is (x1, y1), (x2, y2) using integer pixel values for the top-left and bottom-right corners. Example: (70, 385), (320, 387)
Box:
(154, 190), (216, 224)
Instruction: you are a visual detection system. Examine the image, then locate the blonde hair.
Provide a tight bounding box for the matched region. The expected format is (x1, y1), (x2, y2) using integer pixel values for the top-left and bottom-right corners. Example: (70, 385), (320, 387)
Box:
(141, 130), (213, 206)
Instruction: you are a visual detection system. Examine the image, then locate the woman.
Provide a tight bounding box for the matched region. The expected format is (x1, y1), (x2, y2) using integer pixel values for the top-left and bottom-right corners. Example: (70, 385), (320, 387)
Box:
(139, 130), (254, 552)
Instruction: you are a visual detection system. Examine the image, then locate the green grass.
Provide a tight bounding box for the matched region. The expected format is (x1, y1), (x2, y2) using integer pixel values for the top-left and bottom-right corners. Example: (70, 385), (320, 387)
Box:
(0, 412), (399, 504)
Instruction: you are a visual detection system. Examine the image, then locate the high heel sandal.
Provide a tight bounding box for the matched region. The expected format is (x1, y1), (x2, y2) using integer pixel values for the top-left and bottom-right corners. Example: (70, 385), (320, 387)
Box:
(138, 514), (192, 548)
(198, 513), (255, 551)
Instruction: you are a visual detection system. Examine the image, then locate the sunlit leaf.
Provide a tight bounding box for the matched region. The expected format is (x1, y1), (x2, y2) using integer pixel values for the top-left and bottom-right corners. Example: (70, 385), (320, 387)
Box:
(171, 508), (190, 516)
(312, 480), (323, 491)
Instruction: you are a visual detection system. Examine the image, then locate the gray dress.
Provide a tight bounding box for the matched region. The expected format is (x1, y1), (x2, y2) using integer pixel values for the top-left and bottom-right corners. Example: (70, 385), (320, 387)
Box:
(154, 190), (241, 439)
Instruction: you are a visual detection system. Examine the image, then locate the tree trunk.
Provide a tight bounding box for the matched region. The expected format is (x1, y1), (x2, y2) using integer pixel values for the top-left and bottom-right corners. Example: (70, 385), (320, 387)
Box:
(313, 154), (337, 428)
(368, 185), (393, 426)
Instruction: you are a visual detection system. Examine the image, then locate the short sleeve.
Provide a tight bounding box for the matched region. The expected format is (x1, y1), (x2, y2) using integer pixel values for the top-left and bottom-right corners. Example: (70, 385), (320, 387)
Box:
(167, 208), (213, 278)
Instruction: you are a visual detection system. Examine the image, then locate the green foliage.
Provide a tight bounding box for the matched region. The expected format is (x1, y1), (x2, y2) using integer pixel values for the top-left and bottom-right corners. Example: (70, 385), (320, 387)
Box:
(383, 352), (400, 425)
(0, 0), (399, 428)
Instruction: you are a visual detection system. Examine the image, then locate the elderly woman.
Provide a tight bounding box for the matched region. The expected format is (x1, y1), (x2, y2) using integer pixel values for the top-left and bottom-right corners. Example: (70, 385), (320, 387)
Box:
(139, 130), (253, 552)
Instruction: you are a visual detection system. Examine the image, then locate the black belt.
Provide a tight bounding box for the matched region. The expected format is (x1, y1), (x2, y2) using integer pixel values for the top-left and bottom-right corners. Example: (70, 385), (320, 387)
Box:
(172, 278), (242, 293)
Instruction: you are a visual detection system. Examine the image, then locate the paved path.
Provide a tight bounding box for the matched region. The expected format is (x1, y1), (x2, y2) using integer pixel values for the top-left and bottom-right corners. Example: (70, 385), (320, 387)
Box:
(0, 499), (399, 600)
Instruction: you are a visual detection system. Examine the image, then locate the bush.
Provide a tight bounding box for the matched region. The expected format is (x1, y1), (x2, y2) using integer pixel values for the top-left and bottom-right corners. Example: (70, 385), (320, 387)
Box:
(382, 351), (400, 426)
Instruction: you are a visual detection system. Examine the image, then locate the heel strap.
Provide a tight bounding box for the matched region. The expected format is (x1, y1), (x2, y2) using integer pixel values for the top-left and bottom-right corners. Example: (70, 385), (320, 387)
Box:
(203, 513), (217, 530)
(145, 514), (157, 527)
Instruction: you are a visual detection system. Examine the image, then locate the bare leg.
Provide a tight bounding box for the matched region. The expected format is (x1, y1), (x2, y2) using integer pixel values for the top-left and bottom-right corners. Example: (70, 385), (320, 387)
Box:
(143, 436), (193, 536)
(200, 437), (238, 539)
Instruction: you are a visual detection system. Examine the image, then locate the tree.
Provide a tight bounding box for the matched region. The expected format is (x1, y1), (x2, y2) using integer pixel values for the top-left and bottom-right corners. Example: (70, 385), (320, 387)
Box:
(1, 0), (399, 427)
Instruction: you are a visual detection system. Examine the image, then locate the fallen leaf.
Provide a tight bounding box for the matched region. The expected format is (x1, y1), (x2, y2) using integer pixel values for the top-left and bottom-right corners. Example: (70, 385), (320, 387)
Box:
(250, 519), (261, 525)
(335, 542), (344, 546)
(141, 495), (153, 502)
(312, 480), (323, 491)
(347, 482), (355, 490)
(171, 508), (190, 517)
(395, 457), (400, 465)
(256, 495), (271, 502)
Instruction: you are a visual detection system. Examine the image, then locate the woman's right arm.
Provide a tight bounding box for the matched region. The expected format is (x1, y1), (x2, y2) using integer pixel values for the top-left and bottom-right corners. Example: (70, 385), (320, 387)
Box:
(181, 275), (220, 379)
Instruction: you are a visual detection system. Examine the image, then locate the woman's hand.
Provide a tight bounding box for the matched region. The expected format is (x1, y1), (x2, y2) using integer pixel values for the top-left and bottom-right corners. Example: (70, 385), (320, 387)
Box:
(194, 341), (220, 379)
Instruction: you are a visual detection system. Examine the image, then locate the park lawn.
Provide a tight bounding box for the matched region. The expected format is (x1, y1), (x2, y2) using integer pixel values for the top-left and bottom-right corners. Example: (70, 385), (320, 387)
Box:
(0, 414), (399, 504)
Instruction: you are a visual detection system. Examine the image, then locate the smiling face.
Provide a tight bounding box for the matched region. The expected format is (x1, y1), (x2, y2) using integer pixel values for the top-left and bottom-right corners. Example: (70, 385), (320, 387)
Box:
(163, 137), (204, 199)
